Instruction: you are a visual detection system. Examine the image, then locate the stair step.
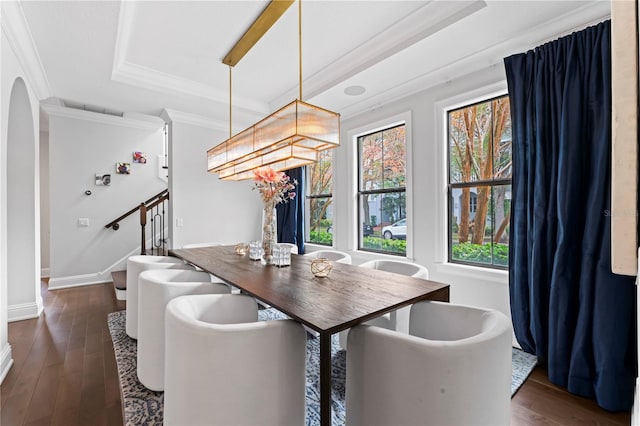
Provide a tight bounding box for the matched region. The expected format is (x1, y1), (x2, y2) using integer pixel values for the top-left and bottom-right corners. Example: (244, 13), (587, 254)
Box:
(111, 270), (127, 301)
(111, 270), (126, 290)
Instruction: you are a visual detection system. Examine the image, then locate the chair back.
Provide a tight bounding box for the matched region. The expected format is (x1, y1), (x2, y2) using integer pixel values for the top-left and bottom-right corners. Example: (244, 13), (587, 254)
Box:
(136, 269), (228, 391)
(279, 242), (299, 254)
(305, 249), (352, 264)
(125, 255), (192, 339)
(164, 294), (307, 426)
(346, 301), (511, 426)
(182, 242), (222, 249)
(359, 259), (429, 279)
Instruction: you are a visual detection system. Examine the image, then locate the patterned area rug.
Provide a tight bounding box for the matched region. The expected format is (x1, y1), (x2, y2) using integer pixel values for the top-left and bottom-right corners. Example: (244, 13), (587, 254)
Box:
(108, 309), (536, 426)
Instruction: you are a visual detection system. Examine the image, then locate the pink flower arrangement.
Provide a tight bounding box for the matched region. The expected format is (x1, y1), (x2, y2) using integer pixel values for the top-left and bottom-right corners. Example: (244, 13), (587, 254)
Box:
(253, 166), (297, 205)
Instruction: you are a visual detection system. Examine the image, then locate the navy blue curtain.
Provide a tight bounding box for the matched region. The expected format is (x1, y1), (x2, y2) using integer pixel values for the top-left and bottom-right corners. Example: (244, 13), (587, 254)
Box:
(505, 20), (636, 412)
(276, 167), (305, 254)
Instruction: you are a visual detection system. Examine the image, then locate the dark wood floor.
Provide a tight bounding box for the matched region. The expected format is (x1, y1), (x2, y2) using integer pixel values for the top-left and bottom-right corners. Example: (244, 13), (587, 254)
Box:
(1, 280), (125, 426)
(0, 280), (632, 425)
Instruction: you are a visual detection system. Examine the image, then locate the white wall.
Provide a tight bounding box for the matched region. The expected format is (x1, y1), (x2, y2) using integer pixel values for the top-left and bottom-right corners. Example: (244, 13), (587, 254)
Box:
(313, 64), (511, 321)
(163, 111), (262, 249)
(0, 24), (43, 382)
(40, 130), (49, 276)
(47, 110), (166, 289)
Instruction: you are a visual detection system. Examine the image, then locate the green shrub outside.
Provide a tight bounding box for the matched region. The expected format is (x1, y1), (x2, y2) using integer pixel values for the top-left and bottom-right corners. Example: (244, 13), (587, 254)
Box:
(309, 231), (333, 245)
(362, 236), (406, 254)
(318, 219), (332, 229)
(452, 242), (508, 266)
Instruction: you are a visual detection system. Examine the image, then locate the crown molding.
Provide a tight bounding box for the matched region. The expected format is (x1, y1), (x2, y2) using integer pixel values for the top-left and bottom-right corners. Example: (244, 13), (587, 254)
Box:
(41, 103), (164, 130)
(269, 0), (486, 109)
(111, 60), (270, 118)
(1, 1), (52, 100)
(338, 1), (611, 120)
(111, 1), (269, 117)
(162, 108), (228, 132)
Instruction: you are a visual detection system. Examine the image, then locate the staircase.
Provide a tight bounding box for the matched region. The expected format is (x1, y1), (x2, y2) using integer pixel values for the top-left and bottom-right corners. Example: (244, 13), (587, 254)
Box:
(112, 270), (126, 301)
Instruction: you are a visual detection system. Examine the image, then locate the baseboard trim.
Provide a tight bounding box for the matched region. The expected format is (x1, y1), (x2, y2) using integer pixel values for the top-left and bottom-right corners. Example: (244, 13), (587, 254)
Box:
(8, 302), (43, 322)
(48, 273), (110, 290)
(0, 343), (13, 385)
(41, 267), (50, 278)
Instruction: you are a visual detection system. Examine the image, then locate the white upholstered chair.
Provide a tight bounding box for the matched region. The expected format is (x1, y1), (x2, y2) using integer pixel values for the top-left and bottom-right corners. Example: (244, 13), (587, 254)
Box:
(279, 242), (299, 254)
(339, 259), (429, 348)
(181, 242), (223, 248)
(136, 269), (229, 391)
(346, 301), (512, 426)
(181, 242), (232, 289)
(164, 294), (307, 426)
(305, 249), (352, 264)
(125, 255), (192, 339)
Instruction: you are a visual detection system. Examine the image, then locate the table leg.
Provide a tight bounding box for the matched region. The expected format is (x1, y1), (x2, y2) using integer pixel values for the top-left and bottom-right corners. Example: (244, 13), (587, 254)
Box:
(320, 333), (332, 426)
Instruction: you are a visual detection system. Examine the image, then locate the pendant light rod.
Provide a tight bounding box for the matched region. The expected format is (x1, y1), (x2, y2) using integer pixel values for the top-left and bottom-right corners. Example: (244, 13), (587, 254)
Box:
(229, 65), (232, 139)
(222, 0), (295, 67)
(298, 0), (302, 101)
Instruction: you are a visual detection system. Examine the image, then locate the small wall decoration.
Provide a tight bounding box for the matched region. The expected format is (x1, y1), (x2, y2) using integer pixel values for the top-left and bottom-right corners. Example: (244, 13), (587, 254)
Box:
(116, 163), (131, 174)
(95, 174), (112, 185)
(133, 151), (147, 163)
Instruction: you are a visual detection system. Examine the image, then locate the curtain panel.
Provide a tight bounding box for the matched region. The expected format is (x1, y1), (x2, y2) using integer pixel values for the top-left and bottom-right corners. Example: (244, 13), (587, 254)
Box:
(277, 167), (305, 254)
(504, 20), (636, 411)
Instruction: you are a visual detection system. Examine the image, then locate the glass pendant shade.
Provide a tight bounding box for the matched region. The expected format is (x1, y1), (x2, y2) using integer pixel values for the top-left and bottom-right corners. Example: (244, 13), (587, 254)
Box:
(208, 99), (340, 180)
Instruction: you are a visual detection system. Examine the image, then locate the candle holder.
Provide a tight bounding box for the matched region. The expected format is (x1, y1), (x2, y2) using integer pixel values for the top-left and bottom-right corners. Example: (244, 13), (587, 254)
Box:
(273, 244), (292, 267)
(310, 258), (332, 278)
(249, 241), (263, 261)
(234, 243), (249, 255)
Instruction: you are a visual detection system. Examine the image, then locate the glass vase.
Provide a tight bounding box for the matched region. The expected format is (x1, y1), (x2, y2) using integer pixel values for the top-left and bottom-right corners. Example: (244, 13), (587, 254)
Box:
(261, 202), (277, 265)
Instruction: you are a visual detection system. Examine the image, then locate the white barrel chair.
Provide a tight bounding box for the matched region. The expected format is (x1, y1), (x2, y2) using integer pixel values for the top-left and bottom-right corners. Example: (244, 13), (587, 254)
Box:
(339, 259), (429, 348)
(136, 269), (230, 391)
(181, 242), (231, 290)
(126, 255), (192, 339)
(346, 301), (512, 426)
(164, 294), (307, 426)
(279, 242), (299, 254)
(304, 249), (352, 264)
(181, 242), (223, 248)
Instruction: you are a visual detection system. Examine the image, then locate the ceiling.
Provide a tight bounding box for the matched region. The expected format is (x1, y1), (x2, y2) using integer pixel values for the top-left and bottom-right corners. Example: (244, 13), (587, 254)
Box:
(14, 0), (610, 130)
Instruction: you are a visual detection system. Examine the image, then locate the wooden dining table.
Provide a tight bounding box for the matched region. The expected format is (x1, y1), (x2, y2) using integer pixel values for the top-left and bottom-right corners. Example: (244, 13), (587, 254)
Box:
(169, 245), (450, 426)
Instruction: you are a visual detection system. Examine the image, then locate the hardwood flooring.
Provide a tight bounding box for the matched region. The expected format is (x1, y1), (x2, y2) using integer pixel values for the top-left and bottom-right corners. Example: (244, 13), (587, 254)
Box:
(0, 280), (633, 425)
(1, 280), (125, 426)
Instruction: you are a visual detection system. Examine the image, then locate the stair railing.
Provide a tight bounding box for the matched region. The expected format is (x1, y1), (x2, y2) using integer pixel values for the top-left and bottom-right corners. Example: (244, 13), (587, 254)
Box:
(105, 189), (169, 255)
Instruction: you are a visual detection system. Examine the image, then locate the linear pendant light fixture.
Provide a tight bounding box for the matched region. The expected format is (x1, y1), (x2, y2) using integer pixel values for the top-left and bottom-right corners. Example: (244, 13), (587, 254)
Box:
(207, 0), (340, 181)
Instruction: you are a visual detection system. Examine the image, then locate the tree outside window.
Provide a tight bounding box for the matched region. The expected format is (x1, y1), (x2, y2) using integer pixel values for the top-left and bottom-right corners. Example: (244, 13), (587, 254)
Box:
(448, 95), (511, 267)
(358, 124), (406, 255)
(306, 150), (333, 245)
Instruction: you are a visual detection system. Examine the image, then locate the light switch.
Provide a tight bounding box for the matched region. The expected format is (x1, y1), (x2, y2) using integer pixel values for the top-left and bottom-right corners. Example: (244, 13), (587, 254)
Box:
(176, 217), (184, 227)
(78, 218), (90, 227)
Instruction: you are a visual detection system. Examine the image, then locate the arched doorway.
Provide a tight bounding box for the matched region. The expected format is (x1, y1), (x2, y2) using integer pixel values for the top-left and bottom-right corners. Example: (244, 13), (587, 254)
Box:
(6, 77), (41, 321)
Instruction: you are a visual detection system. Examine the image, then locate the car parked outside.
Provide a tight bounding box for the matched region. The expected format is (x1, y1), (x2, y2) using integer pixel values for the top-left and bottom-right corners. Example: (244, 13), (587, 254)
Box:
(382, 218), (406, 240)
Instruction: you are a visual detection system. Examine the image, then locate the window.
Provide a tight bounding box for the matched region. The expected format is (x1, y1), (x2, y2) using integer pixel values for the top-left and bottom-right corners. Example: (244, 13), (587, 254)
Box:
(306, 150), (333, 245)
(447, 95), (512, 268)
(357, 124), (406, 255)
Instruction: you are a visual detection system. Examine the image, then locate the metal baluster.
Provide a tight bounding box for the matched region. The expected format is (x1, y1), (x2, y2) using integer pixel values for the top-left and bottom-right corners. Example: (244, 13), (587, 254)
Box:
(161, 198), (166, 255)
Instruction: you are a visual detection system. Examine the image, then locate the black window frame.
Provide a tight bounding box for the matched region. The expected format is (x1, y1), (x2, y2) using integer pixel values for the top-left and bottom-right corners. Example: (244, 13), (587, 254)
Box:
(357, 123), (407, 256)
(446, 94), (511, 270)
(305, 151), (333, 246)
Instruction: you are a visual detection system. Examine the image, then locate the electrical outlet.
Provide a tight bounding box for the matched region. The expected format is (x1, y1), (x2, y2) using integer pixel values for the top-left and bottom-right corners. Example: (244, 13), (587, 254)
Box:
(78, 218), (90, 227)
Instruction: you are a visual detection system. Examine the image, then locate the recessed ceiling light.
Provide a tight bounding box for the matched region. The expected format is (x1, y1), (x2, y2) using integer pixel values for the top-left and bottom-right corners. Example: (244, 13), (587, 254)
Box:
(344, 85), (366, 96)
